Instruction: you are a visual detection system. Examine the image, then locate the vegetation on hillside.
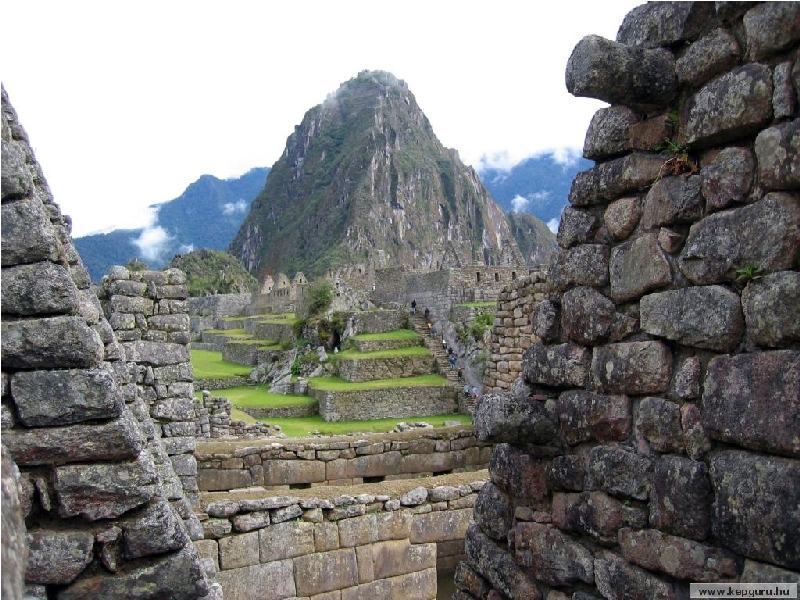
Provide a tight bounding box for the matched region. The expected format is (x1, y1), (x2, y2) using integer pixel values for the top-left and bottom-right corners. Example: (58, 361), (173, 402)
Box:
(170, 249), (257, 296)
(190, 349), (252, 379)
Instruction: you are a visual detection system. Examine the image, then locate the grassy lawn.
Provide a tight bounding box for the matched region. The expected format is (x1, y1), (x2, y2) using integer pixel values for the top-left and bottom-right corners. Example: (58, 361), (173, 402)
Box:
(230, 407), (257, 423)
(226, 339), (282, 350)
(203, 328), (250, 338)
(191, 349), (252, 379)
(351, 329), (421, 341)
(308, 374), (449, 392)
(333, 346), (431, 361)
(200, 385), (316, 409)
(253, 313), (299, 325)
(261, 413), (472, 437)
(458, 301), (497, 309)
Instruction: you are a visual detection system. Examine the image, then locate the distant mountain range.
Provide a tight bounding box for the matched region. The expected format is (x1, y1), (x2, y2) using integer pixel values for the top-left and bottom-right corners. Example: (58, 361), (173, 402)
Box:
(75, 142), (589, 281)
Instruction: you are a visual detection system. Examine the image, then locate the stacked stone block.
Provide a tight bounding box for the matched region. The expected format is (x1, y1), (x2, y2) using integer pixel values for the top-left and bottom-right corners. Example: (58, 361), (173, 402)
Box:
(484, 271), (549, 393)
(100, 266), (203, 505)
(459, 3), (800, 599)
(0, 88), (213, 598)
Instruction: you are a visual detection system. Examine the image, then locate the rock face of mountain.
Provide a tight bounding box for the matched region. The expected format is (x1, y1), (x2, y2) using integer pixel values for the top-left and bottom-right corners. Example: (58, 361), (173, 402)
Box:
(230, 71), (527, 278)
(506, 211), (556, 265)
(75, 167), (268, 280)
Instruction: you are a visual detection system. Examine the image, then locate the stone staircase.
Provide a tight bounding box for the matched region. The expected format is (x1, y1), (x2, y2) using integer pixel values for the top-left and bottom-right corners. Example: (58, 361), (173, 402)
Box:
(410, 314), (461, 387)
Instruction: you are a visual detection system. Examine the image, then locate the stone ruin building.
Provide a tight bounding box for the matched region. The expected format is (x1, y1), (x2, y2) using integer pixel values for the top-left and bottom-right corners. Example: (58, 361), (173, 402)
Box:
(2, 2), (800, 599)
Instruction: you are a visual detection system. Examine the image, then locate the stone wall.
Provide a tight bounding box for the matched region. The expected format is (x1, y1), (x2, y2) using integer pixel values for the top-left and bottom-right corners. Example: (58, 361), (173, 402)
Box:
(187, 293), (251, 340)
(197, 473), (485, 600)
(313, 384), (457, 422)
(458, 4), (800, 599)
(336, 354), (436, 382)
(349, 308), (408, 334)
(1, 89), (214, 598)
(196, 427), (491, 491)
(100, 266), (201, 502)
(483, 272), (549, 393)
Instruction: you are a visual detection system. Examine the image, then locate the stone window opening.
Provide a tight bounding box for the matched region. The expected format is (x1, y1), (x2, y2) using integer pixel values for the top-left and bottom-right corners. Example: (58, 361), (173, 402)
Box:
(494, 272), (499, 282)
(476, 272), (481, 283)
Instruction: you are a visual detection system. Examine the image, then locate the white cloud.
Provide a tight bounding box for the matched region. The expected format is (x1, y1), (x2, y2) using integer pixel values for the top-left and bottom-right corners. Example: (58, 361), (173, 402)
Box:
(222, 199), (248, 215)
(546, 218), (560, 234)
(551, 147), (582, 168)
(510, 195), (529, 213)
(530, 191), (551, 203)
(132, 226), (172, 262)
(178, 243), (195, 253)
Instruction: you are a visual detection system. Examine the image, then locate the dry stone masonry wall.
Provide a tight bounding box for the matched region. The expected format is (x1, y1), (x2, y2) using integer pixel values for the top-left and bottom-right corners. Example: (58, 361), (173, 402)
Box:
(459, 3), (800, 599)
(1, 89), (214, 599)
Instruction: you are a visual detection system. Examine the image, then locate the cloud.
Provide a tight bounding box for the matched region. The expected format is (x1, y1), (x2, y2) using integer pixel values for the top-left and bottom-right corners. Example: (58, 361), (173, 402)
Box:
(132, 226), (172, 262)
(529, 190), (551, 203)
(551, 147), (582, 168)
(178, 243), (195, 253)
(546, 217), (560, 234)
(477, 148), (583, 173)
(510, 195), (529, 213)
(222, 199), (248, 215)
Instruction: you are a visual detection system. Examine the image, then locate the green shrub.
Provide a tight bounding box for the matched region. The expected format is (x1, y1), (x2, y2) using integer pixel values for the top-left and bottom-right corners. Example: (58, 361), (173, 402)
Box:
(470, 310), (494, 341)
(290, 357), (301, 377)
(126, 257), (148, 272)
(306, 281), (333, 317)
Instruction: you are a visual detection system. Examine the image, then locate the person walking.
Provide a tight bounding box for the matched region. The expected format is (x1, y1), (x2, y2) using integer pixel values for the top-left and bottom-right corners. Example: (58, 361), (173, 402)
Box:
(411, 299), (417, 315)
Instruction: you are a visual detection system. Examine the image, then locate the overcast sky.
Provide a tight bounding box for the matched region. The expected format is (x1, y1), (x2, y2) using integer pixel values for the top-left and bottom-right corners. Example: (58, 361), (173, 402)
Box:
(2, 0), (639, 237)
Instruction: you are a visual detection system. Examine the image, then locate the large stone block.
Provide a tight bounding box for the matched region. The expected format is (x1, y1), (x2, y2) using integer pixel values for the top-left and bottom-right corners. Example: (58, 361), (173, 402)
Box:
(583, 105), (638, 160)
(53, 453), (159, 520)
(594, 551), (675, 600)
(515, 523), (593, 586)
(650, 455), (711, 540)
(619, 528), (737, 582)
(557, 208), (597, 249)
(681, 64), (773, 148)
(560, 287), (616, 346)
(616, 2), (714, 48)
(604, 196), (641, 240)
(490, 443), (549, 500)
(680, 193), (800, 284)
(338, 514), (378, 548)
(569, 153), (664, 206)
(522, 342), (590, 388)
(25, 529), (94, 585)
(410, 508), (472, 543)
(295, 548), (358, 596)
(710, 450), (800, 569)
(609, 233), (672, 302)
(2, 261), (79, 316)
(215, 559), (295, 600)
(11, 366), (121, 426)
(549, 455), (586, 492)
(264, 459), (326, 486)
(219, 531), (259, 570)
(122, 341), (189, 366)
(743, 2), (800, 60)
(474, 392), (558, 446)
(552, 491), (646, 544)
(635, 397), (683, 454)
(587, 445), (652, 500)
(700, 146), (754, 211)
(465, 524), (541, 600)
(122, 498), (188, 559)
(454, 561), (491, 599)
(591, 341), (672, 395)
(1, 198), (61, 266)
(755, 119), (800, 191)
(557, 391), (630, 446)
(259, 521), (314, 562)
(676, 28), (741, 87)
(566, 35), (676, 108)
(2, 316), (103, 369)
(703, 351), (799, 457)
(474, 482), (513, 541)
(742, 271), (800, 347)
(197, 468), (252, 492)
(641, 175), (704, 231)
(549, 245), (609, 291)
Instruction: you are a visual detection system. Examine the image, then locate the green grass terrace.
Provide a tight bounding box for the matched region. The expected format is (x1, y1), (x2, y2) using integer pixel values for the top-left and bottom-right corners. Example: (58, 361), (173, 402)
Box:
(307, 374), (449, 391)
(456, 301), (497, 309)
(191, 349), (251, 379)
(332, 346), (431, 361)
(194, 385), (315, 409)
(349, 329), (421, 341)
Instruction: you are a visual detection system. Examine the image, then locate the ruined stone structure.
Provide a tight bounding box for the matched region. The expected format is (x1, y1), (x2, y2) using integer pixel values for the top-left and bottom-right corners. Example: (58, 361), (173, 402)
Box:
(457, 4), (800, 599)
(1, 89), (216, 598)
(483, 272), (550, 394)
(187, 293), (252, 341)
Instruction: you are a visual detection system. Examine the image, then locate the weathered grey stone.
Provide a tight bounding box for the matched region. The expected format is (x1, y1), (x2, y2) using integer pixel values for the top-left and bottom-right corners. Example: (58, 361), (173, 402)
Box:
(604, 196), (641, 240)
(523, 342), (590, 388)
(206, 500), (240, 517)
(741, 560), (800, 585)
(676, 28), (741, 87)
(399, 486), (428, 506)
(1, 198), (61, 266)
(219, 531), (259, 569)
(25, 529), (93, 584)
(657, 227), (684, 254)
(11, 366), (122, 426)
(1, 445), (26, 600)
(742, 271), (800, 347)
(271, 503), (303, 523)
(609, 233), (671, 302)
(679, 193), (800, 284)
(215, 560), (294, 600)
(153, 397), (196, 422)
(3, 410), (143, 466)
(681, 64), (773, 147)
(641, 175), (703, 230)
(583, 106), (638, 160)
(702, 351), (800, 457)
(59, 545), (208, 600)
(232, 510), (270, 532)
(53, 453), (158, 520)
(531, 300), (559, 342)
(700, 146), (754, 211)
(294, 548), (358, 596)
(681, 403), (711, 460)
(594, 551), (675, 600)
(515, 523), (593, 586)
(259, 521), (314, 561)
(454, 561), (491, 599)
(122, 499), (188, 559)
(640, 285), (743, 352)
(239, 496), (300, 512)
(1, 138), (33, 201)
(755, 119), (800, 190)
(202, 518), (232, 539)
(549, 245), (609, 291)
(743, 2), (800, 60)
(1, 262), (79, 316)
(635, 397), (683, 453)
(491, 443), (549, 501)
(617, 2), (715, 48)
(650, 455), (711, 540)
(710, 450), (800, 570)
(465, 524), (541, 600)
(558, 208), (597, 249)
(475, 392), (558, 446)
(552, 490), (647, 543)
(620, 528), (738, 582)
(587, 445), (652, 500)
(474, 482), (513, 540)
(569, 153), (664, 206)
(560, 287), (615, 346)
(549, 455), (586, 492)
(557, 391), (630, 446)
(122, 341), (189, 366)
(592, 341), (672, 395)
(1, 316), (103, 369)
(566, 35), (676, 109)
(774, 61), (798, 119)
